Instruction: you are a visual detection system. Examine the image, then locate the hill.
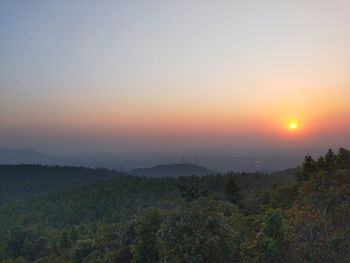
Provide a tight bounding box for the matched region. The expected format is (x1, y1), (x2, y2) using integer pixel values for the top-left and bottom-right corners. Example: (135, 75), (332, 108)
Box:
(0, 148), (51, 164)
(0, 164), (122, 207)
(0, 166), (296, 229)
(5, 154), (339, 263)
(129, 163), (218, 178)
(0, 148), (306, 172)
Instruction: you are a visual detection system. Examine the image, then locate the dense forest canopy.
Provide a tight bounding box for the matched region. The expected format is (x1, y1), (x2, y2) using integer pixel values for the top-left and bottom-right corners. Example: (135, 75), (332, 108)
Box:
(0, 165), (123, 208)
(0, 148), (349, 262)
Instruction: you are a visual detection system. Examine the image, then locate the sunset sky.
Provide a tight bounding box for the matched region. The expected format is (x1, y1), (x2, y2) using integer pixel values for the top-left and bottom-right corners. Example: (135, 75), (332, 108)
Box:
(1, 1), (349, 156)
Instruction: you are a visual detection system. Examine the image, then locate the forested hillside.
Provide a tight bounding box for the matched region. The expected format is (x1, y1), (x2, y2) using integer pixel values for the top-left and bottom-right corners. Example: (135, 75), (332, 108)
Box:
(0, 165), (123, 208)
(0, 148), (349, 262)
(129, 163), (218, 178)
(0, 169), (295, 229)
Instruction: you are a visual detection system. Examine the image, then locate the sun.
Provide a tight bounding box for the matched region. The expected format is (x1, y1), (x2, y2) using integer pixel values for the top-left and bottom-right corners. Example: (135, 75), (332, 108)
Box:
(289, 122), (298, 130)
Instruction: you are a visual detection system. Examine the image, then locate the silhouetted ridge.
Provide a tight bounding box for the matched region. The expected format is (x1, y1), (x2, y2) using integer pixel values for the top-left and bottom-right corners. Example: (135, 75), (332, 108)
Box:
(129, 163), (218, 177)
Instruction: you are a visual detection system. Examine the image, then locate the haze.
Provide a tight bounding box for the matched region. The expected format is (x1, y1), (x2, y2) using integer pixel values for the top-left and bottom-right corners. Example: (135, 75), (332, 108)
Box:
(1, 1), (349, 161)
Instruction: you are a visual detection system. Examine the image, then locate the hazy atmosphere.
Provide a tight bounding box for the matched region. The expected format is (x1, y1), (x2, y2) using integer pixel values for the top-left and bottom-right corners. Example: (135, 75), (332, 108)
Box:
(2, 2), (350, 262)
(1, 1), (349, 170)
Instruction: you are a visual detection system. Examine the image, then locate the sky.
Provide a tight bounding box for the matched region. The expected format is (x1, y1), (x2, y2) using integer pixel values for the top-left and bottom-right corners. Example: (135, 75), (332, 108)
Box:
(0, 0), (349, 157)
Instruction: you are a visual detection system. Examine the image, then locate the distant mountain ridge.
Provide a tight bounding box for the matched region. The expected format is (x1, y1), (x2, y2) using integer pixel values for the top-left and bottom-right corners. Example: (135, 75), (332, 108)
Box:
(0, 148), (51, 164)
(0, 148), (306, 172)
(129, 163), (218, 178)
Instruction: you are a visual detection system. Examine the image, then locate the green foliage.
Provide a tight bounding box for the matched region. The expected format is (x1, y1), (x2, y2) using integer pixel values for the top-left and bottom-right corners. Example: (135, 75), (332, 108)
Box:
(240, 209), (286, 263)
(73, 239), (95, 263)
(259, 209), (286, 262)
(285, 148), (350, 262)
(157, 197), (244, 263)
(296, 155), (316, 182)
(132, 209), (167, 263)
(175, 183), (211, 202)
(224, 178), (242, 206)
(0, 165), (124, 208)
(0, 148), (349, 262)
(336, 147), (350, 169)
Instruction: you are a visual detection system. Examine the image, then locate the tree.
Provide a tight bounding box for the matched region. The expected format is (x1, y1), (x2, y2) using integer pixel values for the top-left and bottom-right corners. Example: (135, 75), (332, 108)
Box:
(224, 178), (242, 206)
(241, 209), (286, 263)
(324, 149), (337, 171)
(297, 155), (316, 182)
(336, 147), (350, 169)
(157, 198), (243, 263)
(6, 228), (28, 258)
(175, 184), (210, 202)
(132, 209), (166, 263)
(59, 229), (71, 249)
(73, 239), (95, 263)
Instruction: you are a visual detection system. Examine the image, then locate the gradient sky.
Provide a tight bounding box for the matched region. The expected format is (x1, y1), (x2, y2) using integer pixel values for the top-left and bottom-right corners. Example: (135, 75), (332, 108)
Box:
(0, 0), (349, 155)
